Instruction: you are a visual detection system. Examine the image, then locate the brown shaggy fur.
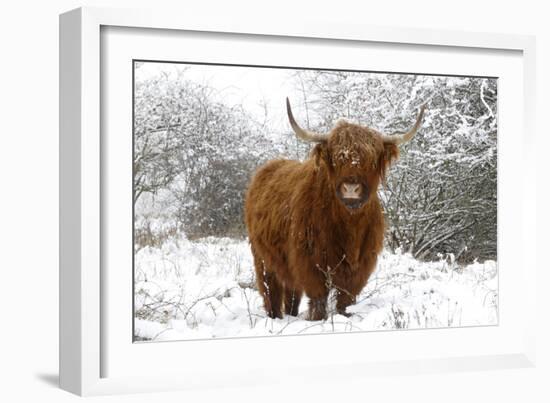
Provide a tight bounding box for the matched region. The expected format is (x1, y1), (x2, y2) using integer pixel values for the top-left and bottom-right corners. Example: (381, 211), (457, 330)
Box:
(245, 120), (399, 320)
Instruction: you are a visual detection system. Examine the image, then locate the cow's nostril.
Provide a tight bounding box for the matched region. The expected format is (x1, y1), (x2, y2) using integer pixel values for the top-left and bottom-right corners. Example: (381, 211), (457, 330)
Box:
(341, 183), (362, 199)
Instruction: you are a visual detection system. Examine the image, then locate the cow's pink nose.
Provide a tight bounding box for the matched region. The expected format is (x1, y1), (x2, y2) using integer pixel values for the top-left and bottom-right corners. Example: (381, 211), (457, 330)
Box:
(340, 183), (362, 199)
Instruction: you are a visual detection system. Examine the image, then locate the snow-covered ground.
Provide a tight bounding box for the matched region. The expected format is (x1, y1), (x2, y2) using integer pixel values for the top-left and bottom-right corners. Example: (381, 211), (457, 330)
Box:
(134, 236), (498, 341)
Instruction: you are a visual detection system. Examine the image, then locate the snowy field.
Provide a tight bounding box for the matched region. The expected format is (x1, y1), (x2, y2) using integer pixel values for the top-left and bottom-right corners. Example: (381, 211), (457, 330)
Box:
(134, 236), (498, 341)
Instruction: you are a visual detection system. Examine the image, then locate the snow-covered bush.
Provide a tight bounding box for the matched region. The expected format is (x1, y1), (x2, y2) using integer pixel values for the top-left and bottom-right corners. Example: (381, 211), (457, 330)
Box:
(134, 237), (497, 341)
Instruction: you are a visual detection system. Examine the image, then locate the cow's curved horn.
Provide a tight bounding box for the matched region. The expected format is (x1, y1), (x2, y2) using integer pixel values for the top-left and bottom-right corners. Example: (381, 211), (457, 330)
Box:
(286, 98), (329, 143)
(381, 104), (427, 145)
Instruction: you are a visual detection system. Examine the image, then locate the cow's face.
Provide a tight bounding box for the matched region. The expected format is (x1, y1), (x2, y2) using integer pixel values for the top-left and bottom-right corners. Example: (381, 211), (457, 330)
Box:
(285, 98), (425, 213)
(313, 122), (399, 211)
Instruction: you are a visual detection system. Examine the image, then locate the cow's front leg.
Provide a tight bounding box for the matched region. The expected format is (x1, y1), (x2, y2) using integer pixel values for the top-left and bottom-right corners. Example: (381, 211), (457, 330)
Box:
(335, 290), (356, 317)
(307, 293), (328, 321)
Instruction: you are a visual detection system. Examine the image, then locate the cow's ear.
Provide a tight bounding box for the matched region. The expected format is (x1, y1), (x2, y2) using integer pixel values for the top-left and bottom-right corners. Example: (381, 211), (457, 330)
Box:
(312, 142), (331, 171)
(379, 142), (399, 182)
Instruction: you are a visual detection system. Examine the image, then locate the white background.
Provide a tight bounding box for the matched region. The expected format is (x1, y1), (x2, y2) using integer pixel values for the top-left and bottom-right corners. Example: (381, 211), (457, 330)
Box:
(0, 0), (547, 402)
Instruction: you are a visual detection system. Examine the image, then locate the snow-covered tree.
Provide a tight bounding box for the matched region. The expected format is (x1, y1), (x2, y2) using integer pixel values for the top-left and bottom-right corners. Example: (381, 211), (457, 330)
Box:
(134, 69), (276, 243)
(293, 71), (497, 262)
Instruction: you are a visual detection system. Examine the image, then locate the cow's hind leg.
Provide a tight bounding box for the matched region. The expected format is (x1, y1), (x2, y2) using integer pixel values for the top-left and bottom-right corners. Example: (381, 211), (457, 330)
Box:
(283, 288), (302, 316)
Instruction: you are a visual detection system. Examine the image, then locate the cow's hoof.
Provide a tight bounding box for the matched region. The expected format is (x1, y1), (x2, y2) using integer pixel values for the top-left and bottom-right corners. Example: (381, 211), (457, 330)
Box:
(266, 311), (283, 319)
(307, 311), (327, 321)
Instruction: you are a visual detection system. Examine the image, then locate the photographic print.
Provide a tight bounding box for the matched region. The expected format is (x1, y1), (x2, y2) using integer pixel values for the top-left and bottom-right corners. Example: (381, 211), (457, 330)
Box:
(133, 61), (498, 342)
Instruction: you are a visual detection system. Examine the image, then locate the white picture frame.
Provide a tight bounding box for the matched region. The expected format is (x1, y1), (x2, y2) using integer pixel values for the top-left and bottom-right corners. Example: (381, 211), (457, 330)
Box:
(59, 6), (537, 396)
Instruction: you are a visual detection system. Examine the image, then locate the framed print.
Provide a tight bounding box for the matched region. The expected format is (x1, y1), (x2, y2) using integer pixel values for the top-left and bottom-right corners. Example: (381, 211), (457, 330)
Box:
(59, 6), (537, 396)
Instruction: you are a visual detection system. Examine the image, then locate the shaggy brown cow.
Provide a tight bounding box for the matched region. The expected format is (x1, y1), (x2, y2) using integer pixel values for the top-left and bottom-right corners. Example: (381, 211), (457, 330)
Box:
(245, 99), (425, 320)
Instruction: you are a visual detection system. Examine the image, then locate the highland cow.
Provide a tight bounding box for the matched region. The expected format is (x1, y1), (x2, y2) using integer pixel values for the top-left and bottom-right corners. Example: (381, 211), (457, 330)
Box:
(245, 98), (425, 320)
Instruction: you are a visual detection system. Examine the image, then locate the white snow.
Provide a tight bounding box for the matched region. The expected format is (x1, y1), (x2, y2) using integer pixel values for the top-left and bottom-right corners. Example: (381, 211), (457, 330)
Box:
(134, 236), (497, 342)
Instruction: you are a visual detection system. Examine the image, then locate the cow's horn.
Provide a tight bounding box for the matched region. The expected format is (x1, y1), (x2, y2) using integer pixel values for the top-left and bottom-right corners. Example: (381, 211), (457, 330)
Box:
(381, 104), (427, 145)
(286, 98), (329, 143)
